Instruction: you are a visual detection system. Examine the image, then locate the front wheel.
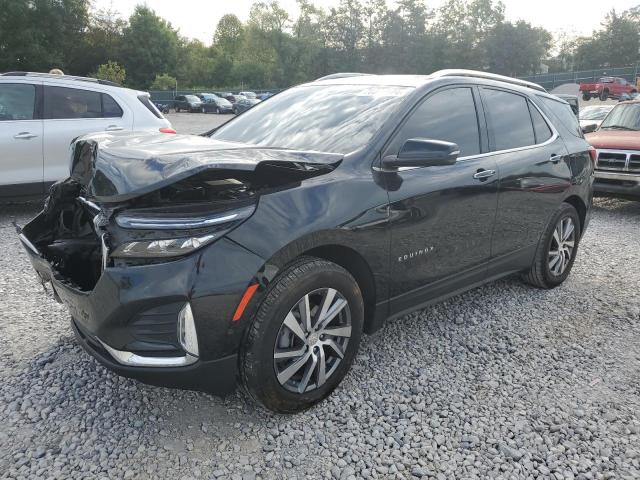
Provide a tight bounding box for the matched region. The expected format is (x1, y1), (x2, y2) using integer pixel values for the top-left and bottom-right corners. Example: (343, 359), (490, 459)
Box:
(240, 257), (364, 413)
(600, 90), (609, 101)
(523, 203), (581, 289)
(582, 93), (591, 101)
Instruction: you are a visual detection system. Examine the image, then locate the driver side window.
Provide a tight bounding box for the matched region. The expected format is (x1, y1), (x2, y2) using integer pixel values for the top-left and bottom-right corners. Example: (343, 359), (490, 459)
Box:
(388, 87), (481, 157)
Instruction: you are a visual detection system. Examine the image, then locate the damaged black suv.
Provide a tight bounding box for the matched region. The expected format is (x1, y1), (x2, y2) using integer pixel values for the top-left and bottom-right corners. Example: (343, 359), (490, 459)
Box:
(19, 71), (593, 413)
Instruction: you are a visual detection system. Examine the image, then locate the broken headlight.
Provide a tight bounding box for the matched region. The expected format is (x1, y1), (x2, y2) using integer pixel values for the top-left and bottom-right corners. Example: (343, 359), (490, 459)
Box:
(111, 205), (254, 259)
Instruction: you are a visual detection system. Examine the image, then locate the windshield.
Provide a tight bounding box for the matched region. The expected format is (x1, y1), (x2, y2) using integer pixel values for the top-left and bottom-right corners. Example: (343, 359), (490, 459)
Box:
(185, 95), (200, 102)
(580, 106), (612, 121)
(599, 103), (640, 131)
(598, 77), (614, 84)
(211, 84), (412, 154)
(201, 94), (217, 101)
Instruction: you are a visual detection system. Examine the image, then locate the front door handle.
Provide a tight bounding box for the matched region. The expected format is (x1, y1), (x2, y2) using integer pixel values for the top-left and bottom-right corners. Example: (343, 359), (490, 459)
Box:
(13, 132), (38, 140)
(105, 125), (124, 131)
(473, 169), (496, 180)
(549, 154), (563, 164)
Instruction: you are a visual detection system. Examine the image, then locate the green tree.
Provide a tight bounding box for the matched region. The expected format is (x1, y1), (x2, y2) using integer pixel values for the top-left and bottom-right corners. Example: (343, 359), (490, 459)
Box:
(94, 61), (126, 84)
(150, 73), (177, 90)
(0, 0), (90, 73)
(485, 21), (552, 76)
(214, 14), (244, 57)
(120, 6), (180, 88)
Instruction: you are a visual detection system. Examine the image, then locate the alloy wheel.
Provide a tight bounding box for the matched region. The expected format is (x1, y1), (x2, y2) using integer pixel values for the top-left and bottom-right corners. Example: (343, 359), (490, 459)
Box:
(273, 288), (352, 394)
(548, 216), (576, 276)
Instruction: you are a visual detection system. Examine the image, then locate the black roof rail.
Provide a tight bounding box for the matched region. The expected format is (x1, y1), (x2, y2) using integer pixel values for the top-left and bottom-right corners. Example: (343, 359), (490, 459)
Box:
(431, 69), (547, 93)
(0, 71), (121, 87)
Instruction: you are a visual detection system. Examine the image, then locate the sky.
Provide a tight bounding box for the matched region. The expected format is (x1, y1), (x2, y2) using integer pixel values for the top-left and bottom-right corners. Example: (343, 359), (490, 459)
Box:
(93, 0), (639, 44)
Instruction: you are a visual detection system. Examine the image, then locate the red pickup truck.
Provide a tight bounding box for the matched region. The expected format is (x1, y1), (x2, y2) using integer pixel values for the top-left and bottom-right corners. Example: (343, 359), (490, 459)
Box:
(585, 100), (640, 200)
(580, 77), (636, 101)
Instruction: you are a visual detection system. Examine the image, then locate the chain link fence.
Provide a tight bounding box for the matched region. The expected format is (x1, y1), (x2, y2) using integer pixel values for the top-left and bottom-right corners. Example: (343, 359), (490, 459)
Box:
(519, 66), (640, 90)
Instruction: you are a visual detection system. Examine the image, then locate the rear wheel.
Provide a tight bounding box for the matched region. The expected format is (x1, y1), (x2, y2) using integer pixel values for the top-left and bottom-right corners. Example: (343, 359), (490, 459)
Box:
(582, 93), (591, 101)
(523, 203), (581, 289)
(240, 257), (363, 413)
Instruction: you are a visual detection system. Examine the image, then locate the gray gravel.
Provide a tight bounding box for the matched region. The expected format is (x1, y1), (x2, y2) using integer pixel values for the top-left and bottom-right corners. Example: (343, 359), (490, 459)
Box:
(1, 198), (639, 480)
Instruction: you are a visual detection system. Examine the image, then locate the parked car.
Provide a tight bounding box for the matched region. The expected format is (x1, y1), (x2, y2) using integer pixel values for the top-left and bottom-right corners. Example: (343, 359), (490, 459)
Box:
(197, 93), (233, 114)
(214, 92), (237, 104)
(232, 97), (261, 114)
(0, 71), (174, 201)
(238, 91), (257, 99)
(580, 77), (636, 101)
(554, 94), (579, 117)
(153, 102), (171, 114)
(585, 100), (640, 200)
(174, 94), (203, 112)
(579, 105), (614, 132)
(18, 70), (593, 413)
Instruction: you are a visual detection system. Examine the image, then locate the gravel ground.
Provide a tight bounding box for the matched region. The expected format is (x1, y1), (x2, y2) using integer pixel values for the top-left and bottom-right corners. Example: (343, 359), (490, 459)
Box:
(0, 198), (639, 480)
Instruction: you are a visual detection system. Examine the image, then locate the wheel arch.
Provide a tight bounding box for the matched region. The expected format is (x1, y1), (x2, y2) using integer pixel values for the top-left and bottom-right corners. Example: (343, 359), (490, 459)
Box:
(563, 195), (587, 237)
(302, 244), (377, 333)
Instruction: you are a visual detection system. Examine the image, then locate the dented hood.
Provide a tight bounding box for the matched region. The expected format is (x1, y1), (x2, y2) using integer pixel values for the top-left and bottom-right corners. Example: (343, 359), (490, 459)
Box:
(70, 131), (343, 203)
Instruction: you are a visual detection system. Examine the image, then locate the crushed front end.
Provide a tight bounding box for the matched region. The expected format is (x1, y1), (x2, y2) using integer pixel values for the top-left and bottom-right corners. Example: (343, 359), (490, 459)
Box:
(16, 132), (341, 393)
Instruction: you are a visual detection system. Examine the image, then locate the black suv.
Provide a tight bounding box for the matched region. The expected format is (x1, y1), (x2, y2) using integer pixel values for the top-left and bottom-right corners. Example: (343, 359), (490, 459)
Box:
(19, 71), (593, 413)
(173, 94), (202, 112)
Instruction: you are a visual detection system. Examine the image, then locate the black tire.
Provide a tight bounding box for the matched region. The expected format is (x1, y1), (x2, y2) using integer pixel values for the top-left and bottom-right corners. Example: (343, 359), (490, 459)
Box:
(523, 203), (581, 289)
(582, 93), (591, 101)
(600, 89), (608, 101)
(240, 256), (364, 413)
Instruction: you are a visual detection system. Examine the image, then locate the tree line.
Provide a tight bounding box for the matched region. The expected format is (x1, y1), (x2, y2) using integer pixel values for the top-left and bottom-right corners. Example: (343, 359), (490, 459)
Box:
(1, 0), (639, 90)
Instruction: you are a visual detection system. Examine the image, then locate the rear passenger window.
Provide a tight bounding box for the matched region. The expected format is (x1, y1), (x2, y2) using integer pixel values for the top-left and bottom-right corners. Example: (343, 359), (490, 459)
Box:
(102, 94), (123, 118)
(529, 102), (553, 143)
(45, 86), (102, 119)
(0, 83), (36, 121)
(390, 87), (481, 157)
(482, 88), (535, 151)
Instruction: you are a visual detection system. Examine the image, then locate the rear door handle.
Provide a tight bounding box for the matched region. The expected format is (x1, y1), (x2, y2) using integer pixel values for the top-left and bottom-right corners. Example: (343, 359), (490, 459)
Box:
(473, 169), (496, 180)
(105, 125), (124, 131)
(549, 154), (563, 164)
(13, 132), (38, 140)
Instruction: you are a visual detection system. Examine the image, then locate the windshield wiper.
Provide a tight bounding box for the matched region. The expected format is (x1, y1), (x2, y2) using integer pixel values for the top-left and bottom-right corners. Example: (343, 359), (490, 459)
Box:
(601, 124), (638, 131)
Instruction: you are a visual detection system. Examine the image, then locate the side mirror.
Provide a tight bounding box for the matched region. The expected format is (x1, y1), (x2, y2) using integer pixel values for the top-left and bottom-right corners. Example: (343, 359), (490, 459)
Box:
(382, 138), (459, 169)
(582, 124), (597, 134)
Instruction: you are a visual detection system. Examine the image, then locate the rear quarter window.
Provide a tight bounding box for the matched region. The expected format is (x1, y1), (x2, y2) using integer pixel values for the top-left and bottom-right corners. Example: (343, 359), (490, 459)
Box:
(537, 96), (583, 138)
(138, 95), (164, 119)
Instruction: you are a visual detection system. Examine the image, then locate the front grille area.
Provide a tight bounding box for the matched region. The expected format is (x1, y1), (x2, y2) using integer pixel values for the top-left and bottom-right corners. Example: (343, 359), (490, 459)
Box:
(596, 151), (628, 171)
(596, 149), (640, 173)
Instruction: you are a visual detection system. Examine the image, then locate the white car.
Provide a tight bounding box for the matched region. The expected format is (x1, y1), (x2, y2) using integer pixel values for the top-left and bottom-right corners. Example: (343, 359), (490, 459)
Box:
(0, 72), (175, 200)
(579, 105), (614, 131)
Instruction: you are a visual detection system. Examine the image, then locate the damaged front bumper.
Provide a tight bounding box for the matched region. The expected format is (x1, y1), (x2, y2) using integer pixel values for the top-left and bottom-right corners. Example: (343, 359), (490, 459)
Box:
(18, 207), (266, 395)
